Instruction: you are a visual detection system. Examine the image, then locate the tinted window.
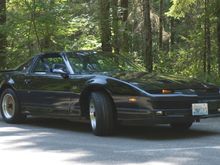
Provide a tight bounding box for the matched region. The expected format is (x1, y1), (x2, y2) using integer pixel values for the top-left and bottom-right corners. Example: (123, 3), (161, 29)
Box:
(32, 55), (67, 74)
(68, 56), (95, 73)
(16, 58), (34, 73)
(67, 52), (142, 73)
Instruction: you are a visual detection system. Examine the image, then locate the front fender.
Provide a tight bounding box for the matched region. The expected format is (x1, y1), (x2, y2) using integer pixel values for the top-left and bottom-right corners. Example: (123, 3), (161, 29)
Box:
(0, 73), (16, 92)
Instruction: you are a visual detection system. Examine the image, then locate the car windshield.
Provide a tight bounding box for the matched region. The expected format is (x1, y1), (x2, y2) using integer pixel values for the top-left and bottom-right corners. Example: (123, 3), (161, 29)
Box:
(15, 57), (34, 72)
(67, 52), (144, 74)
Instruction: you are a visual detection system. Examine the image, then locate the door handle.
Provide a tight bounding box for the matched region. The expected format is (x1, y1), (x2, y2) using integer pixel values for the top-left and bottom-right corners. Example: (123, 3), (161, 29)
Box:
(24, 79), (31, 84)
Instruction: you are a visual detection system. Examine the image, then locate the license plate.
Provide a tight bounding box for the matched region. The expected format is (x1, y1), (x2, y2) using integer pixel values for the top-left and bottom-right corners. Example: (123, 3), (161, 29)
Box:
(192, 103), (208, 116)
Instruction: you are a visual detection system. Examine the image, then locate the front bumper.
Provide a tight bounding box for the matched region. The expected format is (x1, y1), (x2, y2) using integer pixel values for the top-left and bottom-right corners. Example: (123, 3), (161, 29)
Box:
(152, 108), (220, 124)
(117, 95), (220, 124)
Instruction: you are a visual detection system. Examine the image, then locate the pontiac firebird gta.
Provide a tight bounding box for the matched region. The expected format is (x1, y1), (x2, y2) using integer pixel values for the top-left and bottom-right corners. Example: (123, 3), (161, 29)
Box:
(1, 51), (220, 136)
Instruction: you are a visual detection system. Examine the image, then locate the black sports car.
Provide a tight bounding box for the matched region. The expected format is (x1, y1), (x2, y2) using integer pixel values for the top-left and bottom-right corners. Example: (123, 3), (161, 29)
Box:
(1, 51), (220, 136)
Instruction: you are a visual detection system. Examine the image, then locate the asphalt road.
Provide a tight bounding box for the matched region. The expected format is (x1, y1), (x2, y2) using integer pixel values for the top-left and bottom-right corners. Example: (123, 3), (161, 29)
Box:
(0, 116), (220, 165)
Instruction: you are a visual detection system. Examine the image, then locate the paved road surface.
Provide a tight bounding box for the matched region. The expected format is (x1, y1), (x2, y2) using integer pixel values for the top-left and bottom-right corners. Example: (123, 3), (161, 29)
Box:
(0, 116), (220, 165)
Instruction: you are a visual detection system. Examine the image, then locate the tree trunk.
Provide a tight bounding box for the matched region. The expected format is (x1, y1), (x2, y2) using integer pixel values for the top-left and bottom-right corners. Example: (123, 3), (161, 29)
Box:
(112, 0), (120, 54)
(217, 20), (220, 75)
(206, 5), (211, 74)
(216, 0), (220, 75)
(0, 0), (6, 69)
(98, 0), (112, 52)
(44, 1), (53, 51)
(170, 18), (175, 51)
(120, 0), (129, 53)
(32, 0), (42, 52)
(159, 0), (163, 50)
(143, 0), (153, 72)
(120, 0), (128, 22)
(203, 26), (207, 73)
(204, 0), (211, 74)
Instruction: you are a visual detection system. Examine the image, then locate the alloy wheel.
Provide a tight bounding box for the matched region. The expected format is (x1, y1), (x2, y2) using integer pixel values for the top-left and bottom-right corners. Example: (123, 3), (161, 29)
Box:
(2, 94), (16, 119)
(89, 100), (96, 130)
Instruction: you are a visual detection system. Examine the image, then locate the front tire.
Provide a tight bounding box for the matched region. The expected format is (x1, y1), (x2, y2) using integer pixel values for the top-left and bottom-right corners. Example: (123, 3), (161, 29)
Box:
(0, 88), (25, 123)
(89, 91), (115, 136)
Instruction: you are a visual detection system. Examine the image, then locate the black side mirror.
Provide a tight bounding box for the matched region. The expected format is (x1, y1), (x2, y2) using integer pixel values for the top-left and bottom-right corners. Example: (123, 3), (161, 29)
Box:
(52, 69), (69, 79)
(61, 72), (69, 79)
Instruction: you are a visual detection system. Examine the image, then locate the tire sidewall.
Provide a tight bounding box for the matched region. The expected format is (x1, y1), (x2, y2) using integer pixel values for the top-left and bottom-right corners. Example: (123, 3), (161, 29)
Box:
(89, 92), (114, 136)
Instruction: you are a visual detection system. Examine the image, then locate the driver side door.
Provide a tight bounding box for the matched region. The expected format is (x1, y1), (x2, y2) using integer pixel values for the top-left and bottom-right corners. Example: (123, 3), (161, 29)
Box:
(24, 54), (76, 116)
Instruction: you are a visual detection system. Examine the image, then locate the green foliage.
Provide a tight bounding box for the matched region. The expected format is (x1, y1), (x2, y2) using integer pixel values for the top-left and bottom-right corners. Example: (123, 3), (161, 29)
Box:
(1, 0), (220, 85)
(166, 0), (197, 18)
(4, 0), (100, 68)
(159, 0), (220, 85)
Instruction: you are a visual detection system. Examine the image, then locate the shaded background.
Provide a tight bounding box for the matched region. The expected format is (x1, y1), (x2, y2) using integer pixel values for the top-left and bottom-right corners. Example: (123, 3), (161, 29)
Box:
(0, 0), (220, 83)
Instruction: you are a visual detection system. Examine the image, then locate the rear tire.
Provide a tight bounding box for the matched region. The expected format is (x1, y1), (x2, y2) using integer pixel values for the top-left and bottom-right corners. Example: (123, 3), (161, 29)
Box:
(0, 88), (26, 124)
(89, 91), (115, 136)
(170, 122), (193, 130)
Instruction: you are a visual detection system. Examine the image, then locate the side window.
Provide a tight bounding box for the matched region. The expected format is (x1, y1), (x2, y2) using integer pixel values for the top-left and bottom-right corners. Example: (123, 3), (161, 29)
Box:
(46, 57), (67, 73)
(33, 59), (49, 74)
(32, 55), (67, 74)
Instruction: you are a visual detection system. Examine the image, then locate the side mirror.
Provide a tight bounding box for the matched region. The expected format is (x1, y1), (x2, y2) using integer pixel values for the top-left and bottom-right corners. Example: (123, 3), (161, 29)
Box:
(52, 69), (69, 79)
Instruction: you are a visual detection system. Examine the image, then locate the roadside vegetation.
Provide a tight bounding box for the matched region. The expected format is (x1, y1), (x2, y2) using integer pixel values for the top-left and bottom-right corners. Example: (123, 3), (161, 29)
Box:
(0, 0), (220, 84)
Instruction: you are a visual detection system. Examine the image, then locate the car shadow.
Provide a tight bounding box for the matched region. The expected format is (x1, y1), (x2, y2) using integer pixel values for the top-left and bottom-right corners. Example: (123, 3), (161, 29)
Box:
(1, 116), (220, 164)
(9, 117), (220, 141)
(116, 125), (220, 140)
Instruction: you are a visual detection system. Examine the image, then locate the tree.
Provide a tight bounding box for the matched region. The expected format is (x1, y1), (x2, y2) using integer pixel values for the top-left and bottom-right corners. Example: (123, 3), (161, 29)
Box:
(111, 0), (120, 54)
(121, 0), (128, 22)
(166, 0), (215, 76)
(31, 0), (42, 52)
(2, 0), (220, 84)
(159, 0), (164, 50)
(216, 0), (220, 75)
(0, 0), (6, 69)
(143, 0), (153, 72)
(168, 0), (175, 50)
(204, 0), (211, 74)
(170, 18), (175, 50)
(120, 0), (129, 52)
(98, 0), (112, 52)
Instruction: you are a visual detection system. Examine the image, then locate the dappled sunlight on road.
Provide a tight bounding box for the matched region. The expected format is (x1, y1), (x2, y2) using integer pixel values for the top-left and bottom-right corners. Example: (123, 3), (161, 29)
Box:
(0, 117), (220, 164)
(0, 149), (92, 165)
(0, 124), (92, 165)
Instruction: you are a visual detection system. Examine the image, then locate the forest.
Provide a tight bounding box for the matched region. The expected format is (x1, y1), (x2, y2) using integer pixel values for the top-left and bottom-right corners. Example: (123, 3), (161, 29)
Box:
(0, 0), (220, 84)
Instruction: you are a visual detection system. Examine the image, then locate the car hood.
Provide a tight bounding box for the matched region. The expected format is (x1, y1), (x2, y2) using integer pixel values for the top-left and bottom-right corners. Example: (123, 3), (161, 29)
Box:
(108, 72), (218, 92)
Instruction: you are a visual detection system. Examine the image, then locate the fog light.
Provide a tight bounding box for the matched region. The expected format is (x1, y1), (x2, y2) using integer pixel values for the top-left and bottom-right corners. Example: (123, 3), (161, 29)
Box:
(218, 108), (220, 112)
(128, 97), (137, 103)
(156, 111), (163, 115)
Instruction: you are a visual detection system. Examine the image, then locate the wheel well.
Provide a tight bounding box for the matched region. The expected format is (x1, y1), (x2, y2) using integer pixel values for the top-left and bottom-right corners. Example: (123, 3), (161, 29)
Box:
(0, 84), (14, 96)
(80, 85), (116, 118)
